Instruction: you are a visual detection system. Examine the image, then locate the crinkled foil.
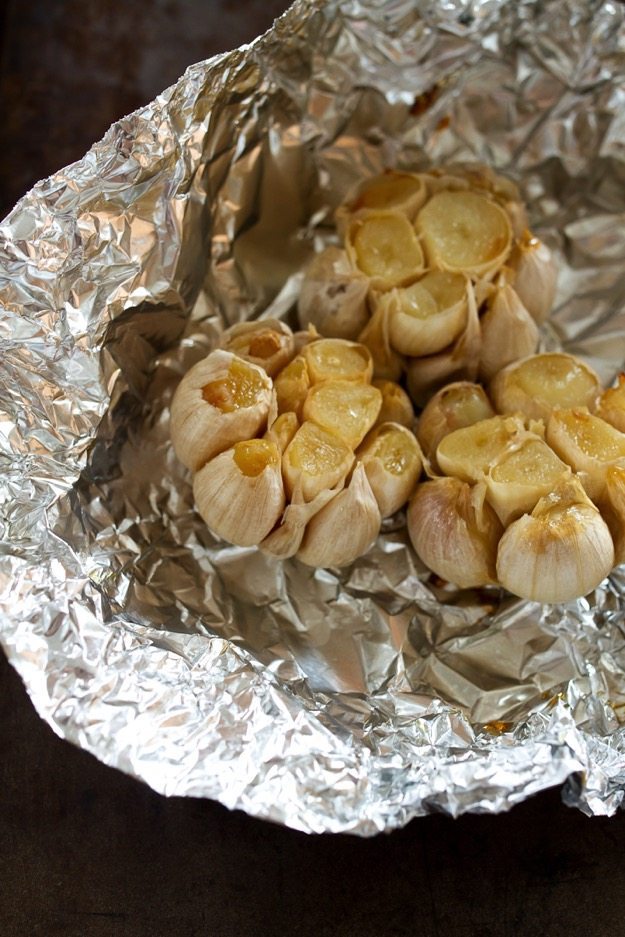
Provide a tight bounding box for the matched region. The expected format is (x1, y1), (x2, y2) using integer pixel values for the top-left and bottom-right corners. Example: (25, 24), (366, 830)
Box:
(2, 0), (625, 835)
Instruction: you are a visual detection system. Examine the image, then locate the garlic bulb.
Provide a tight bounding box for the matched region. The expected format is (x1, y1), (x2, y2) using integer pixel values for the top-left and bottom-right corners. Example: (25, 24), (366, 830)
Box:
(478, 282), (539, 381)
(302, 379), (382, 449)
(407, 477), (502, 589)
(508, 234), (558, 324)
(358, 301), (405, 382)
(382, 270), (468, 357)
(416, 381), (495, 467)
(596, 373), (625, 433)
(490, 352), (601, 422)
(170, 350), (272, 472)
(219, 318), (295, 378)
(282, 420), (354, 502)
(545, 408), (625, 502)
(405, 281), (481, 406)
(297, 464), (381, 568)
(357, 422), (423, 517)
(335, 170), (428, 234)
(192, 439), (285, 547)
(496, 478), (614, 604)
(372, 379), (415, 428)
(297, 247), (369, 340)
(347, 210), (425, 290)
(260, 480), (343, 559)
(415, 190), (512, 278)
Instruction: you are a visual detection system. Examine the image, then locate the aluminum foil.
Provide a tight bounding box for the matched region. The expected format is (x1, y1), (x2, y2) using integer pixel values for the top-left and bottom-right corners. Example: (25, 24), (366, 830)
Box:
(2, 0), (625, 835)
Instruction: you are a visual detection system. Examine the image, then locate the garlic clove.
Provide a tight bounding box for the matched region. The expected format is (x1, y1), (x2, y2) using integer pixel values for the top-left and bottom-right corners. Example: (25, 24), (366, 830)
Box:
(302, 379), (382, 450)
(436, 414), (526, 483)
(405, 279), (481, 406)
(383, 270), (468, 357)
(260, 478), (344, 559)
(496, 478), (614, 604)
(219, 318), (295, 378)
(596, 373), (625, 433)
(170, 350), (273, 472)
(297, 247), (370, 340)
(302, 337), (373, 384)
(407, 477), (502, 589)
(357, 422), (423, 517)
(599, 465), (625, 565)
(415, 190), (512, 278)
(346, 210), (425, 289)
(416, 381), (495, 467)
(193, 439), (286, 547)
(485, 435), (571, 526)
(478, 283), (539, 382)
(336, 170), (428, 234)
(358, 301), (405, 382)
(265, 410), (299, 453)
(282, 420), (354, 502)
(490, 352), (601, 422)
(508, 234), (558, 324)
(545, 407), (625, 503)
(274, 354), (310, 419)
(296, 463), (381, 568)
(372, 379), (415, 429)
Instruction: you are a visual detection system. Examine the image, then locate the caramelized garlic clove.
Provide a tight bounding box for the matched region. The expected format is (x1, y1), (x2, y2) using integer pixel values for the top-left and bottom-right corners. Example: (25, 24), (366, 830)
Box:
(596, 373), (625, 433)
(417, 381), (495, 467)
(170, 350), (273, 472)
(336, 170), (428, 234)
(384, 270), (468, 357)
(485, 436), (571, 526)
(357, 422), (423, 517)
(282, 420), (354, 502)
(435, 414), (526, 483)
(302, 379), (382, 449)
(479, 283), (539, 382)
(193, 439), (285, 547)
(415, 190), (512, 278)
(264, 411), (299, 453)
(302, 337), (373, 384)
(297, 247), (370, 340)
(219, 318), (295, 378)
(508, 234), (558, 324)
(545, 407), (625, 503)
(372, 379), (415, 429)
(296, 464), (381, 568)
(274, 354), (310, 419)
(490, 352), (601, 422)
(496, 478), (614, 604)
(407, 477), (502, 589)
(600, 465), (625, 565)
(347, 210), (425, 289)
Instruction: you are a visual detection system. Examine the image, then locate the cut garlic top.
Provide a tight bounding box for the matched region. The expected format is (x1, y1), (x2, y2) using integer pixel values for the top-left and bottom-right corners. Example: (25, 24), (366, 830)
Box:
(282, 420), (354, 502)
(490, 353), (601, 422)
(357, 422), (422, 517)
(170, 350), (273, 472)
(417, 381), (495, 466)
(383, 270), (468, 357)
(347, 211), (425, 289)
(436, 414), (526, 484)
(219, 318), (295, 378)
(302, 379), (382, 450)
(302, 338), (373, 384)
(546, 408), (625, 502)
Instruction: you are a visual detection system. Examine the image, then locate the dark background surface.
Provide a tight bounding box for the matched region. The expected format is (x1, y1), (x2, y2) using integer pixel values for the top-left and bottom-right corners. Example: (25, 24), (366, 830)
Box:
(2, 2), (625, 935)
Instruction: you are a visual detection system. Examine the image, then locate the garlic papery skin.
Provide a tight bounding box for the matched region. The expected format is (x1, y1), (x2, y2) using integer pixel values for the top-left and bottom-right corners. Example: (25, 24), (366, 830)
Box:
(415, 190), (512, 278)
(416, 381), (495, 466)
(302, 338), (373, 384)
(478, 283), (539, 382)
(545, 408), (625, 502)
(496, 478), (614, 604)
(274, 354), (310, 419)
(508, 234), (558, 324)
(297, 464), (381, 568)
(436, 414), (526, 484)
(596, 373), (625, 433)
(297, 247), (370, 340)
(282, 420), (354, 502)
(357, 422), (422, 517)
(372, 379), (415, 428)
(383, 270), (468, 357)
(485, 436), (571, 526)
(347, 210), (425, 290)
(407, 477), (503, 589)
(302, 379), (382, 450)
(260, 479), (343, 559)
(490, 353), (601, 422)
(170, 350), (273, 472)
(219, 318), (295, 378)
(192, 439), (286, 547)
(336, 170), (428, 234)
(358, 301), (404, 382)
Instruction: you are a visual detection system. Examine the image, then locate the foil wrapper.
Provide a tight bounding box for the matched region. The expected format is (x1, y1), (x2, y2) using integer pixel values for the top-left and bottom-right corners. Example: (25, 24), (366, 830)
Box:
(2, 0), (625, 835)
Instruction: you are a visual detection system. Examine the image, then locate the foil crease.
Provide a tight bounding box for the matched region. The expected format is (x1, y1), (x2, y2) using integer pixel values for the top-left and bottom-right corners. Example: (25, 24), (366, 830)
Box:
(2, 0), (625, 834)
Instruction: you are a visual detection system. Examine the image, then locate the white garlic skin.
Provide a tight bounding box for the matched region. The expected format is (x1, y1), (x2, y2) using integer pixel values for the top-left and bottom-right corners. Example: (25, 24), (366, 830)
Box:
(407, 477), (502, 589)
(298, 247), (370, 340)
(479, 283), (539, 382)
(296, 464), (381, 568)
(193, 444), (285, 547)
(496, 483), (614, 604)
(509, 237), (558, 324)
(219, 318), (295, 378)
(170, 350), (273, 472)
